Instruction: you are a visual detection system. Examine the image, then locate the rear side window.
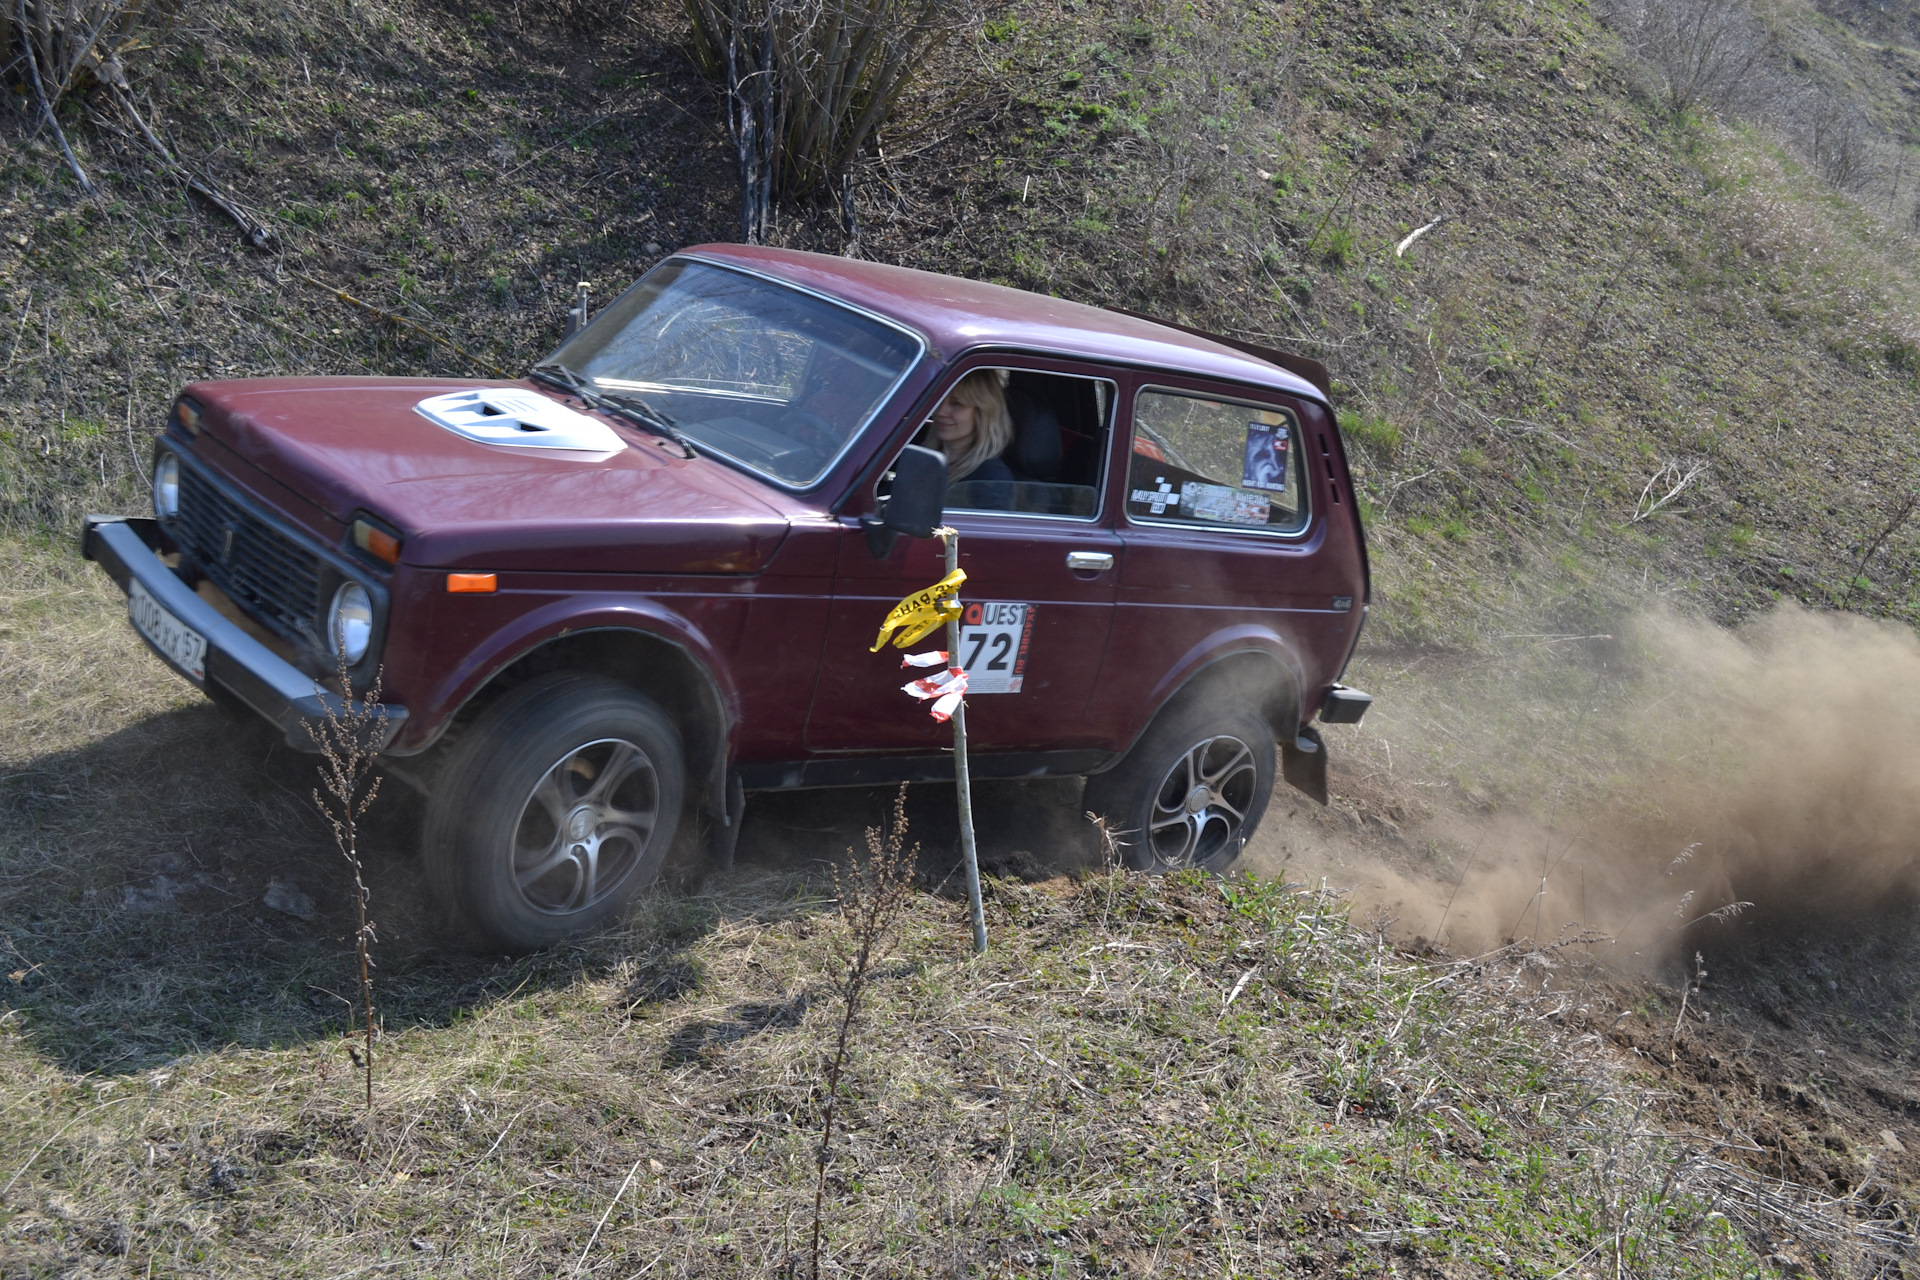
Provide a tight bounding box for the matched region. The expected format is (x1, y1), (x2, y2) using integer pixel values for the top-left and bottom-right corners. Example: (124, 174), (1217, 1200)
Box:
(1125, 388), (1309, 534)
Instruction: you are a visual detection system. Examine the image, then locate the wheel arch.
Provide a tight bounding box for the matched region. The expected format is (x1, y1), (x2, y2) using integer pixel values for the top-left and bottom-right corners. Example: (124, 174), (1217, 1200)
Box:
(1105, 634), (1303, 769)
(408, 626), (732, 824)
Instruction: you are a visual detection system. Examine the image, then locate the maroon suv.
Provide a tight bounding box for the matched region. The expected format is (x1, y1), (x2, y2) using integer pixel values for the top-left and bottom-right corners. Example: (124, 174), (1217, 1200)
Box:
(83, 246), (1372, 949)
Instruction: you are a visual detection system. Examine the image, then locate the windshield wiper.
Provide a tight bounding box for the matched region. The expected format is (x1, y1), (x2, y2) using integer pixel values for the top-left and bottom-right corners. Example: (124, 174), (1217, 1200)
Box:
(598, 389), (701, 457)
(529, 362), (698, 459)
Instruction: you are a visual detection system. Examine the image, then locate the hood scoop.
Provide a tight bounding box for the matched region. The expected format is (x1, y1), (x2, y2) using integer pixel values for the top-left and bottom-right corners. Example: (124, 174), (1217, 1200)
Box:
(415, 387), (623, 453)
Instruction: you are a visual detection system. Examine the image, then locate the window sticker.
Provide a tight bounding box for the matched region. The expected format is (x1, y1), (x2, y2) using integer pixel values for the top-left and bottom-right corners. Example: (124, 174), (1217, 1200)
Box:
(1130, 476), (1181, 514)
(1182, 482), (1271, 525)
(1241, 422), (1291, 492)
(958, 601), (1034, 693)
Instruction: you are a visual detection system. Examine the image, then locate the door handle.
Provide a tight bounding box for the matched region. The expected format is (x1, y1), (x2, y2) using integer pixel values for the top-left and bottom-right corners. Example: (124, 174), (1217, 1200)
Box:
(1066, 551), (1114, 572)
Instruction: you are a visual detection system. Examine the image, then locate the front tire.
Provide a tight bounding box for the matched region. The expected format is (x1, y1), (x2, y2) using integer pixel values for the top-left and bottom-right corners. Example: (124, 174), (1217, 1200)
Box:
(424, 674), (685, 951)
(1083, 699), (1276, 874)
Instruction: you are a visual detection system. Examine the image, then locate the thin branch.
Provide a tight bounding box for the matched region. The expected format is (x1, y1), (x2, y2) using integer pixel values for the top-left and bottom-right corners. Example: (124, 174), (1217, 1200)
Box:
(19, 0), (94, 193)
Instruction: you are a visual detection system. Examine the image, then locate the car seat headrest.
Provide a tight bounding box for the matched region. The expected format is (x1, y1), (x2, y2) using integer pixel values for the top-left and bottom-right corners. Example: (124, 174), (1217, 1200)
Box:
(1005, 387), (1062, 483)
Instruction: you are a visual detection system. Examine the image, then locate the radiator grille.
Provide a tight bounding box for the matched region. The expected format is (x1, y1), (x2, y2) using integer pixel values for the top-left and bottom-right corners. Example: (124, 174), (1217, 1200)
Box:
(172, 466), (325, 642)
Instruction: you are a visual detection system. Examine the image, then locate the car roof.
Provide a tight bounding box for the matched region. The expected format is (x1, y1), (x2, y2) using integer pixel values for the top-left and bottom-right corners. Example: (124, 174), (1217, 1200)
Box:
(679, 245), (1327, 404)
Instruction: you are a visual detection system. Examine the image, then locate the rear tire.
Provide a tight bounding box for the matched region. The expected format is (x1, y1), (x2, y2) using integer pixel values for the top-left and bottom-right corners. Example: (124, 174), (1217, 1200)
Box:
(424, 673), (685, 951)
(1083, 698), (1276, 874)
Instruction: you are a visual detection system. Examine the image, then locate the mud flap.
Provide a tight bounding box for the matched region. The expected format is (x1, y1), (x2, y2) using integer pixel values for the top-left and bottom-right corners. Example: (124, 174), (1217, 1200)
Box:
(1281, 725), (1328, 805)
(706, 770), (747, 872)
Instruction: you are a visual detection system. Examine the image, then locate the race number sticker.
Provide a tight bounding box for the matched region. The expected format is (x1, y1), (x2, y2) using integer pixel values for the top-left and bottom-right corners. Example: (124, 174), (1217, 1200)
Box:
(957, 602), (1034, 694)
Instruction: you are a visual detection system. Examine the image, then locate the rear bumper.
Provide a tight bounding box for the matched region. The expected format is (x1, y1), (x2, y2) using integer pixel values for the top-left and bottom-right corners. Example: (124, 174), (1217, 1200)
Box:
(1319, 684), (1373, 724)
(81, 515), (408, 752)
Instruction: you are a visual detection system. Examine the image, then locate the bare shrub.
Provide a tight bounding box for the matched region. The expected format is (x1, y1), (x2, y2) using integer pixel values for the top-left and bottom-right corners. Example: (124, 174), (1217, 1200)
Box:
(1601, 0), (1767, 115)
(4, 0), (173, 104)
(811, 785), (917, 1278)
(1810, 97), (1876, 192)
(305, 656), (389, 1119)
(5, 0), (179, 190)
(683, 0), (965, 241)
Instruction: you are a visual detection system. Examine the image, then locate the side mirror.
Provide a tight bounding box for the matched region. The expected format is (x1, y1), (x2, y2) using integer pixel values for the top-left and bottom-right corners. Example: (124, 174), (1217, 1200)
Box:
(864, 444), (946, 558)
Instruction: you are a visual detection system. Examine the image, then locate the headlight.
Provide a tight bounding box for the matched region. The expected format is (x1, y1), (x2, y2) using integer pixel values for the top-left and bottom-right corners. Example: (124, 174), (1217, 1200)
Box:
(328, 582), (374, 664)
(152, 454), (180, 519)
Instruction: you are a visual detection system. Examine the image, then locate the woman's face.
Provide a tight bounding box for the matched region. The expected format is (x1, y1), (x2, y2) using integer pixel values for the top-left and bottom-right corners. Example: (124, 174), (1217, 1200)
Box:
(931, 393), (977, 447)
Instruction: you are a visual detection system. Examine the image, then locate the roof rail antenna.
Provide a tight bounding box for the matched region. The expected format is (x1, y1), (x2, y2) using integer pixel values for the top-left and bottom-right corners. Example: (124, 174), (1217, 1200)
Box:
(563, 281), (590, 339)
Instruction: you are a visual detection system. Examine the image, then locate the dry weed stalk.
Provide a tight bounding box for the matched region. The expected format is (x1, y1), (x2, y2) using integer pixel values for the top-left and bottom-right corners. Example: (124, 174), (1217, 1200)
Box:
(810, 785), (918, 1280)
(1631, 458), (1709, 522)
(304, 656), (388, 1117)
(1085, 810), (1126, 928)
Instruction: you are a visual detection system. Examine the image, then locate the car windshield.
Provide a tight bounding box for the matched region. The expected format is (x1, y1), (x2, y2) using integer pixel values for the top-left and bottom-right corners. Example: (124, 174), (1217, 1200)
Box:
(548, 259), (922, 487)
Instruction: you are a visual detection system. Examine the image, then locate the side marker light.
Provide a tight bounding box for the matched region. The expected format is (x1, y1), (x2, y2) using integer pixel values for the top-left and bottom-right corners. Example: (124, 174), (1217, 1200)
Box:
(447, 572), (497, 593)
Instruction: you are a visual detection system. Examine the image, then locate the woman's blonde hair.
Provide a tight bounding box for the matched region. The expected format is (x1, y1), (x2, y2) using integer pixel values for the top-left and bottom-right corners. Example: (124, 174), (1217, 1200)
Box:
(941, 368), (1014, 481)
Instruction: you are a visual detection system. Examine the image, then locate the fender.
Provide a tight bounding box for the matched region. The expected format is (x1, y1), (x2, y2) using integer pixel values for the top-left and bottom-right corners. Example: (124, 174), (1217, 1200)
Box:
(391, 595), (741, 758)
(1107, 624), (1306, 763)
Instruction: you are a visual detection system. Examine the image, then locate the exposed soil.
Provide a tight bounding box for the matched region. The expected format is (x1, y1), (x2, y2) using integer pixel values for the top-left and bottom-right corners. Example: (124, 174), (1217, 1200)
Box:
(1238, 743), (1920, 1232)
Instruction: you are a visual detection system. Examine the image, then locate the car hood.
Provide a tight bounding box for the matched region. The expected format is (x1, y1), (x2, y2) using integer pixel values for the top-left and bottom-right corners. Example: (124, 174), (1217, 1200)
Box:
(186, 377), (794, 573)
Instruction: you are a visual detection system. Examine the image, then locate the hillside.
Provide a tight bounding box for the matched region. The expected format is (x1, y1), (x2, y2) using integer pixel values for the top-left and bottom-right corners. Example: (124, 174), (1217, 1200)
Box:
(7, 0), (1920, 1273)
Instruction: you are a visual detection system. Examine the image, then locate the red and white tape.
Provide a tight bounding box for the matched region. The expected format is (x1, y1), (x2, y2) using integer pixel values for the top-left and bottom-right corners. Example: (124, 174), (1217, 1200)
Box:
(901, 651), (967, 722)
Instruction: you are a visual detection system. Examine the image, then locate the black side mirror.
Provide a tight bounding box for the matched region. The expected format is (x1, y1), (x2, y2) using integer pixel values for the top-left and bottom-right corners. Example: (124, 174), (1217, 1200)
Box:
(864, 444), (946, 557)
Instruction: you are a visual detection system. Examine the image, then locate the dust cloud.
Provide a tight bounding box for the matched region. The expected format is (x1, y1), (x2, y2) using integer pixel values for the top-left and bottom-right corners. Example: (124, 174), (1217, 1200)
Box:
(1246, 603), (1920, 963)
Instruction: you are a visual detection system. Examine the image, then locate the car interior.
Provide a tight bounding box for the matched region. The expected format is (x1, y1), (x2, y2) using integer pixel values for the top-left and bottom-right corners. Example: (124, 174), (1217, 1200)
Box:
(942, 369), (1112, 518)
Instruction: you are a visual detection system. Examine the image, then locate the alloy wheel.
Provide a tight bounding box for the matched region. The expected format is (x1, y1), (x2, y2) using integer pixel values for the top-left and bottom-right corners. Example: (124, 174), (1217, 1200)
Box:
(510, 738), (661, 916)
(1146, 733), (1258, 868)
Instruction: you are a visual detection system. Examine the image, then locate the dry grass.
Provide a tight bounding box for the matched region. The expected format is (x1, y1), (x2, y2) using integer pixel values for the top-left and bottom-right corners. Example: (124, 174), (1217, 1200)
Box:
(0, 540), (1811, 1279)
(0, 861), (1791, 1276)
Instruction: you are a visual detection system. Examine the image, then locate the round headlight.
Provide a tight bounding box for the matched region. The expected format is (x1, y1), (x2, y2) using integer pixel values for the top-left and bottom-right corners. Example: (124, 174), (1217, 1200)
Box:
(328, 582), (374, 664)
(152, 454), (180, 519)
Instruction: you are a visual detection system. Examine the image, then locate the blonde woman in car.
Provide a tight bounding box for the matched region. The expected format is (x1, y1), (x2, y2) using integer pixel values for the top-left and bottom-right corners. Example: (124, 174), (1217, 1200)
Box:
(924, 368), (1017, 485)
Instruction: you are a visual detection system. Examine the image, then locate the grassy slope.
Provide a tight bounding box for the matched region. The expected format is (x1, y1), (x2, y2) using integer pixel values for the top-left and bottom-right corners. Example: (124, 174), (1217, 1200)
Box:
(870, 0), (1920, 644)
(7, 0), (1920, 640)
(4, 0), (1920, 1272)
(0, 789), (1769, 1277)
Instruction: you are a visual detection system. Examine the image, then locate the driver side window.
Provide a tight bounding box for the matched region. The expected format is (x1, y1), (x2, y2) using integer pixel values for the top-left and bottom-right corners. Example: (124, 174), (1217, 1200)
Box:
(923, 367), (1114, 519)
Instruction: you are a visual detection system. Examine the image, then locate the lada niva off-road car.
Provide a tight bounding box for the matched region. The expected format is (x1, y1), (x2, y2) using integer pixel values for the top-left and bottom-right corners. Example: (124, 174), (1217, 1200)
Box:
(83, 246), (1373, 950)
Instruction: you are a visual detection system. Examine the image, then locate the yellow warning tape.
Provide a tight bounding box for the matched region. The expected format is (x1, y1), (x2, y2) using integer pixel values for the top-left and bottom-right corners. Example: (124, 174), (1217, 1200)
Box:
(871, 568), (967, 652)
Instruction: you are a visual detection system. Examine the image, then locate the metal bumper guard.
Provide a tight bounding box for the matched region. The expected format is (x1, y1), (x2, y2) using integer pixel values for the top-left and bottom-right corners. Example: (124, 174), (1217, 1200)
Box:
(81, 515), (408, 752)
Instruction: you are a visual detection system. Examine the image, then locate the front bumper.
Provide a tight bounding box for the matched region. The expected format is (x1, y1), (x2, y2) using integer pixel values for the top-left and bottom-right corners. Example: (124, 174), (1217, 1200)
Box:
(81, 515), (409, 752)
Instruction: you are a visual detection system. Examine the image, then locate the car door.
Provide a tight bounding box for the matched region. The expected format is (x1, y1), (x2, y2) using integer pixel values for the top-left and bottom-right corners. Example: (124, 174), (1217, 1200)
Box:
(805, 362), (1123, 756)
(1105, 377), (1358, 719)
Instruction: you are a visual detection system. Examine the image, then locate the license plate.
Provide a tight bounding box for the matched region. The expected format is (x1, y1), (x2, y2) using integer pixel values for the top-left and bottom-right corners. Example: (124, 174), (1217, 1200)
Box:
(128, 578), (207, 681)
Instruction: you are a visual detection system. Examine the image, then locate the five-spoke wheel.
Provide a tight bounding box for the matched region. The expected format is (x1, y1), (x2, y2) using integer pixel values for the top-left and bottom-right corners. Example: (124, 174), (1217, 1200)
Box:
(1084, 697), (1277, 874)
(425, 674), (685, 951)
(512, 739), (663, 917)
(1144, 733), (1260, 868)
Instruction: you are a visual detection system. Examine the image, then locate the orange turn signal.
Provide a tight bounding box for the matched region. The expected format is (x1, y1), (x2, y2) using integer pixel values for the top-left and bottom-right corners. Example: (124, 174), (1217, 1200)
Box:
(447, 572), (497, 594)
(351, 518), (401, 565)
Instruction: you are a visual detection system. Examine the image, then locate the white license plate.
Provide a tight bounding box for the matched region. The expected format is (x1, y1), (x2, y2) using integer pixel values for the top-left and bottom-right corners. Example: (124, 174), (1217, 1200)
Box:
(128, 578), (207, 681)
